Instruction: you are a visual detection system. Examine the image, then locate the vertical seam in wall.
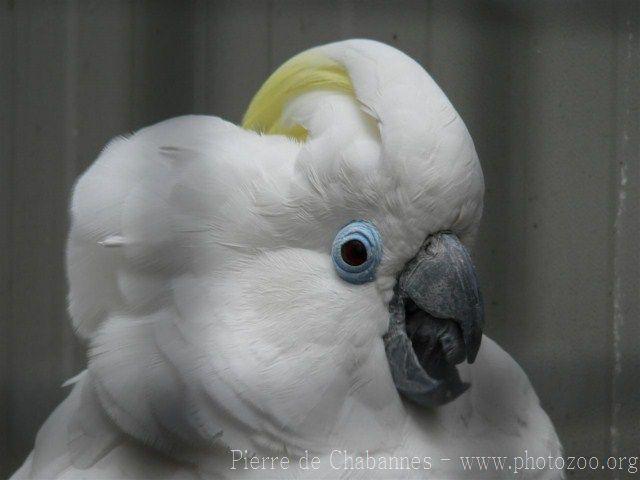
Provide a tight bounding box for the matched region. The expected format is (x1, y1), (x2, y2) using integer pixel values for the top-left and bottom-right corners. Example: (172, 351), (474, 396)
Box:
(267, 0), (274, 73)
(337, 1), (353, 40)
(609, 1), (638, 473)
(65, 1), (79, 184)
(609, 4), (622, 465)
(506, 3), (531, 358)
(425, 0), (433, 65)
(520, 5), (531, 342)
(129, 1), (136, 129)
(2, 1), (17, 476)
(63, 0), (79, 378)
(204, 0), (210, 111)
(6, 0), (26, 469)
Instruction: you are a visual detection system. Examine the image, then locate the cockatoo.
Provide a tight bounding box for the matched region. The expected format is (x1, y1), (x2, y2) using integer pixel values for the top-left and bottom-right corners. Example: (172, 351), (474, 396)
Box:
(12, 39), (562, 479)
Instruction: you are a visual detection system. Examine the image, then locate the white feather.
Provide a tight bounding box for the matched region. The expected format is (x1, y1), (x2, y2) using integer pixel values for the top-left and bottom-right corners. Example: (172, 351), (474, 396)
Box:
(12, 40), (561, 479)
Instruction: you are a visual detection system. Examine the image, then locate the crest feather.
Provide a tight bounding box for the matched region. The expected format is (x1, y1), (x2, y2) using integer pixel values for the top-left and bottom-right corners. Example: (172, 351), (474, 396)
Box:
(242, 52), (354, 141)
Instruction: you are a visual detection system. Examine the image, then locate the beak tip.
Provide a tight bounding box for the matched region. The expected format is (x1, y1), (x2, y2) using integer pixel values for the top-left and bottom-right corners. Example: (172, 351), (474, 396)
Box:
(465, 325), (483, 364)
(467, 348), (479, 364)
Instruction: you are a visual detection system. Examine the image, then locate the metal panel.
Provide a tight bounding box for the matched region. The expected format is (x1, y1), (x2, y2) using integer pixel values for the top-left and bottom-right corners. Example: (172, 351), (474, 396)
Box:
(3, 3), (85, 476)
(75, 0), (136, 180)
(130, 0), (197, 127)
(0, 0), (15, 472)
(610, 0), (640, 466)
(1, 1), (638, 477)
(193, 0), (272, 123)
(482, 1), (616, 460)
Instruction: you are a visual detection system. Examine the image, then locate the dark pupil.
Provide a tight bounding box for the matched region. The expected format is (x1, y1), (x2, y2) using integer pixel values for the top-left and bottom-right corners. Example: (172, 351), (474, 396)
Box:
(341, 239), (368, 266)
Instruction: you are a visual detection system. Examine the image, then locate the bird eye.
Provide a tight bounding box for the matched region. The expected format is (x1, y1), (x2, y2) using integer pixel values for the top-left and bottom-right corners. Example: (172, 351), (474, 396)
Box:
(341, 239), (368, 266)
(331, 221), (382, 284)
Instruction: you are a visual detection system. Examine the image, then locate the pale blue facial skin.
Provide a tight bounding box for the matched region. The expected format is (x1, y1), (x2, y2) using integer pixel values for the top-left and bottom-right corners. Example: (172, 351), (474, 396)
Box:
(331, 224), (484, 408)
(331, 220), (383, 284)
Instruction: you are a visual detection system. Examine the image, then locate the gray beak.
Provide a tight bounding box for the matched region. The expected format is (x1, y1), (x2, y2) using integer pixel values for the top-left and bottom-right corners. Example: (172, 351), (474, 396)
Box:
(383, 232), (484, 407)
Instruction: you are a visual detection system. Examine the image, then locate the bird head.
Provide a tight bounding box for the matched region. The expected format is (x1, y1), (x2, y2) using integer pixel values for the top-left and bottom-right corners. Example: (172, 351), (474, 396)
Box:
(240, 39), (485, 406)
(67, 39), (484, 458)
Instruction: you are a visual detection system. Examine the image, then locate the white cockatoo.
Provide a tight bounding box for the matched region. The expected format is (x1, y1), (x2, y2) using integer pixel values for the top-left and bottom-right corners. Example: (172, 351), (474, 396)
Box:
(12, 40), (562, 479)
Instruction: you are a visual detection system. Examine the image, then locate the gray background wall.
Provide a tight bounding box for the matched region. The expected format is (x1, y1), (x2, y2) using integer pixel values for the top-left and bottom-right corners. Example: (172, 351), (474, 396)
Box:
(1, 1), (638, 478)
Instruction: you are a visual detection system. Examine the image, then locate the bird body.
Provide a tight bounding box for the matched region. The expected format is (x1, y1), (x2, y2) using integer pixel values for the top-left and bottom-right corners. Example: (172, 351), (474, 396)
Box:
(12, 40), (562, 479)
(13, 337), (560, 479)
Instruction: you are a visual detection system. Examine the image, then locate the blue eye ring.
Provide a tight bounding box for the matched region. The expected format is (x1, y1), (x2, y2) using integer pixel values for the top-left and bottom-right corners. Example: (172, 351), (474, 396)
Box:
(331, 220), (383, 284)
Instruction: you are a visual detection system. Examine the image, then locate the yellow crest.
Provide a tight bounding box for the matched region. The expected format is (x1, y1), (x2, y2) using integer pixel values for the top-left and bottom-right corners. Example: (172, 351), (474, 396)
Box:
(242, 52), (354, 142)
